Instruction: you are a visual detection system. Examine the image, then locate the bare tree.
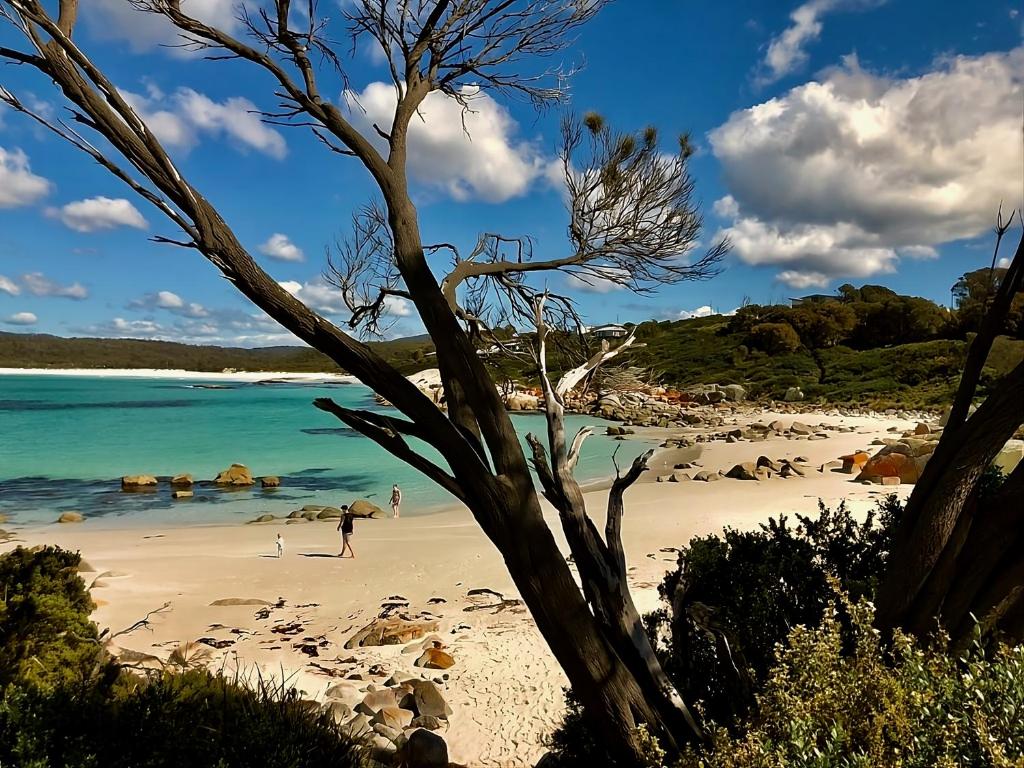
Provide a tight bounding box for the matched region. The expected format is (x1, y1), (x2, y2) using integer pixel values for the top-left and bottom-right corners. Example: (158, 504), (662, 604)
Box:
(875, 215), (1024, 645)
(0, 0), (725, 757)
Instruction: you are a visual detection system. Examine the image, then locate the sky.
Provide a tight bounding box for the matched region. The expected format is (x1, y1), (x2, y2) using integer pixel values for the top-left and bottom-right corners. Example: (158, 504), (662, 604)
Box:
(0, 0), (1021, 346)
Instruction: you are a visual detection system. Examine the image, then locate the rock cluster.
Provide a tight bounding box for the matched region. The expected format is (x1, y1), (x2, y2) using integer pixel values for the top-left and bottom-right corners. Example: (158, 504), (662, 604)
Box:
(214, 463), (254, 486)
(328, 673), (452, 767)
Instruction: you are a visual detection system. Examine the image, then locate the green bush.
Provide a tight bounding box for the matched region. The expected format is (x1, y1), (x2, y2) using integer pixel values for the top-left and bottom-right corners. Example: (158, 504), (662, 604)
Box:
(746, 323), (801, 355)
(0, 546), (107, 691)
(680, 598), (1024, 768)
(0, 669), (366, 768)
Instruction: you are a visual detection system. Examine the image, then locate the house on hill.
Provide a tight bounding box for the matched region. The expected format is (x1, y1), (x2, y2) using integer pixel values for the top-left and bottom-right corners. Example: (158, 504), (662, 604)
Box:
(589, 323), (628, 340)
(790, 294), (836, 307)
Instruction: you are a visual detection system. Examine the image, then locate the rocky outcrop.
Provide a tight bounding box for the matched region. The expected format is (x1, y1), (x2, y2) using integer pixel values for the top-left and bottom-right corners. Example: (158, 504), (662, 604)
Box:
(345, 617), (440, 649)
(349, 500), (385, 519)
(121, 475), (157, 489)
(214, 464), (254, 486)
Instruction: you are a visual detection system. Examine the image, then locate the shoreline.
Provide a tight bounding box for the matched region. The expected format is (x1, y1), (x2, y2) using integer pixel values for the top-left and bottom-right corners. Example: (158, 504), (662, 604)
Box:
(2, 409), (924, 766)
(0, 367), (355, 382)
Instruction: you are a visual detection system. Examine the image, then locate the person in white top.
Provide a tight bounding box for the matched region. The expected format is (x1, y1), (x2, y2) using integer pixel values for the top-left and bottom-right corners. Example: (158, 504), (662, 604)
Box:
(275, 533), (284, 558)
(390, 484), (402, 519)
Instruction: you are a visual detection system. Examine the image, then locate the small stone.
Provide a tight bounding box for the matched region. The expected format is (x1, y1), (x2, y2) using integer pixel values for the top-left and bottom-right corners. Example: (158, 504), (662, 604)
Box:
(415, 648), (455, 670)
(261, 476), (281, 488)
(171, 490), (193, 499)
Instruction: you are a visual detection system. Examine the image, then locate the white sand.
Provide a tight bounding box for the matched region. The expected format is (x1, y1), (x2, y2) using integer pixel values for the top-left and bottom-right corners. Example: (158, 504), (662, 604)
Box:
(2, 409), (918, 767)
(0, 367), (354, 382)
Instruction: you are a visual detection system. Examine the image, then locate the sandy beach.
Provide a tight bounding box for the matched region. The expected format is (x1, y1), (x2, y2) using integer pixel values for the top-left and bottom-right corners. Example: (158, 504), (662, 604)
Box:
(0, 368), (354, 382)
(2, 409), (919, 767)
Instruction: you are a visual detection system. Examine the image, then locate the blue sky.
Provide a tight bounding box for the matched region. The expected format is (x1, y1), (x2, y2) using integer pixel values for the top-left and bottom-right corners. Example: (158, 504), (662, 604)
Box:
(0, 0), (1021, 346)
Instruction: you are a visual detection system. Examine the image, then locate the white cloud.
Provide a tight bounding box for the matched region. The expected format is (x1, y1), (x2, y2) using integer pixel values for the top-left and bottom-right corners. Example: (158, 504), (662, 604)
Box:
(776, 270), (831, 289)
(675, 305), (716, 320)
(21, 273), (89, 300)
(712, 195), (740, 219)
(566, 266), (631, 294)
(759, 0), (886, 84)
(281, 277), (413, 320)
(120, 88), (196, 150)
(259, 233), (304, 262)
(84, 0), (241, 54)
(344, 82), (549, 202)
(4, 311), (37, 326)
(278, 280), (303, 295)
(177, 89), (287, 159)
(128, 290), (210, 318)
(0, 147), (51, 208)
(48, 196), (148, 233)
(711, 48), (1024, 285)
(0, 275), (20, 296)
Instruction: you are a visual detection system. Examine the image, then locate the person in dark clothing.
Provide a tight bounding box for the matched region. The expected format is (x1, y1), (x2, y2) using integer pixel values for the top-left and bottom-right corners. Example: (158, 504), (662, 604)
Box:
(337, 505), (355, 558)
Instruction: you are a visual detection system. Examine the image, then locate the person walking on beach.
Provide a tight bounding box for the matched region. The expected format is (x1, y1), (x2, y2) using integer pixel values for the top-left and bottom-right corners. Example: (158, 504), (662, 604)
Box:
(337, 505), (355, 558)
(390, 484), (402, 519)
(275, 533), (284, 558)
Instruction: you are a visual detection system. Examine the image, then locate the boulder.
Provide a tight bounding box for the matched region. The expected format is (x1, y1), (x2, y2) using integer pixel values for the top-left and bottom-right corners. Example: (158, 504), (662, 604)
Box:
(121, 475), (157, 489)
(411, 715), (444, 730)
(768, 420), (786, 432)
(693, 471), (721, 482)
(398, 728), (449, 768)
(170, 474), (193, 487)
(506, 392), (540, 411)
(722, 384), (747, 402)
(343, 713), (373, 739)
(370, 706), (414, 730)
(840, 452), (870, 474)
(345, 617), (440, 649)
(317, 507), (343, 520)
(214, 464), (254, 486)
(348, 499), (385, 519)
(252, 514), (275, 523)
(356, 689), (402, 716)
(411, 679), (453, 719)
(756, 456), (782, 473)
(261, 476), (280, 488)
(415, 647), (455, 669)
(856, 450), (921, 484)
(789, 422), (813, 435)
(301, 510), (318, 521)
(301, 504), (323, 512)
(670, 472), (691, 482)
(725, 462), (758, 481)
(913, 422), (931, 435)
(784, 387), (805, 402)
(57, 511), (84, 523)
(171, 490), (193, 499)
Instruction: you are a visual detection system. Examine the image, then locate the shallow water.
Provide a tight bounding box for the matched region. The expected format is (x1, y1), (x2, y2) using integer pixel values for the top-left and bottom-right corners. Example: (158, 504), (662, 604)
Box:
(0, 375), (652, 527)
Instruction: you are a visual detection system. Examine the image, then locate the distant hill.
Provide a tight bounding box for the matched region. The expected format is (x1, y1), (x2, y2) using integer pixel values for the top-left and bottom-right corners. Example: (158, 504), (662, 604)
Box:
(0, 331), (435, 376)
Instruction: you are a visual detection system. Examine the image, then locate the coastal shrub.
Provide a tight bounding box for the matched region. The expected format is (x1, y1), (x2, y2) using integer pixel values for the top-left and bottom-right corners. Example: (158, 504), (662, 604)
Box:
(545, 497), (903, 766)
(0, 546), (108, 691)
(0, 669), (367, 768)
(678, 598), (1024, 768)
(745, 323), (801, 355)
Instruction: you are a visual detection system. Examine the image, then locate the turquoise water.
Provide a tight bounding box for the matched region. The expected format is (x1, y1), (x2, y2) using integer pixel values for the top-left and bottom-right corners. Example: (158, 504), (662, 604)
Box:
(0, 375), (650, 527)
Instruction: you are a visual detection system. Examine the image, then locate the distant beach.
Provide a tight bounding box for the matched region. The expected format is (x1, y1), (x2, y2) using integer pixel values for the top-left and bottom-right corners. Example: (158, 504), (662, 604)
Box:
(0, 367), (355, 382)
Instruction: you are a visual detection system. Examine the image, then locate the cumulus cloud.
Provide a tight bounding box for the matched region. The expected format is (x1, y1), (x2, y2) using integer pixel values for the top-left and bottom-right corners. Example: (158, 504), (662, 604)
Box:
(259, 233), (304, 262)
(711, 48), (1024, 287)
(281, 277), (413, 319)
(4, 311), (37, 326)
(21, 273), (89, 300)
(675, 305), (717, 320)
(344, 83), (550, 202)
(128, 290), (210, 318)
(758, 0), (886, 84)
(776, 270), (831, 289)
(119, 86), (287, 158)
(48, 197), (148, 233)
(83, 0), (241, 54)
(0, 147), (51, 208)
(0, 275), (20, 296)
(176, 89), (287, 159)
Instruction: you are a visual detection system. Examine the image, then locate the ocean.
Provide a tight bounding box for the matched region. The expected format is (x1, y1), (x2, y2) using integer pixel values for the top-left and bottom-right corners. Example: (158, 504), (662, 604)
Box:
(0, 374), (653, 527)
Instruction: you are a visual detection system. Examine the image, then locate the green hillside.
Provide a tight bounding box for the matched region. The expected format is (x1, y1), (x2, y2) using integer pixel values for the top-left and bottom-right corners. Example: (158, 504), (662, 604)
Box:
(0, 331), (435, 376)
